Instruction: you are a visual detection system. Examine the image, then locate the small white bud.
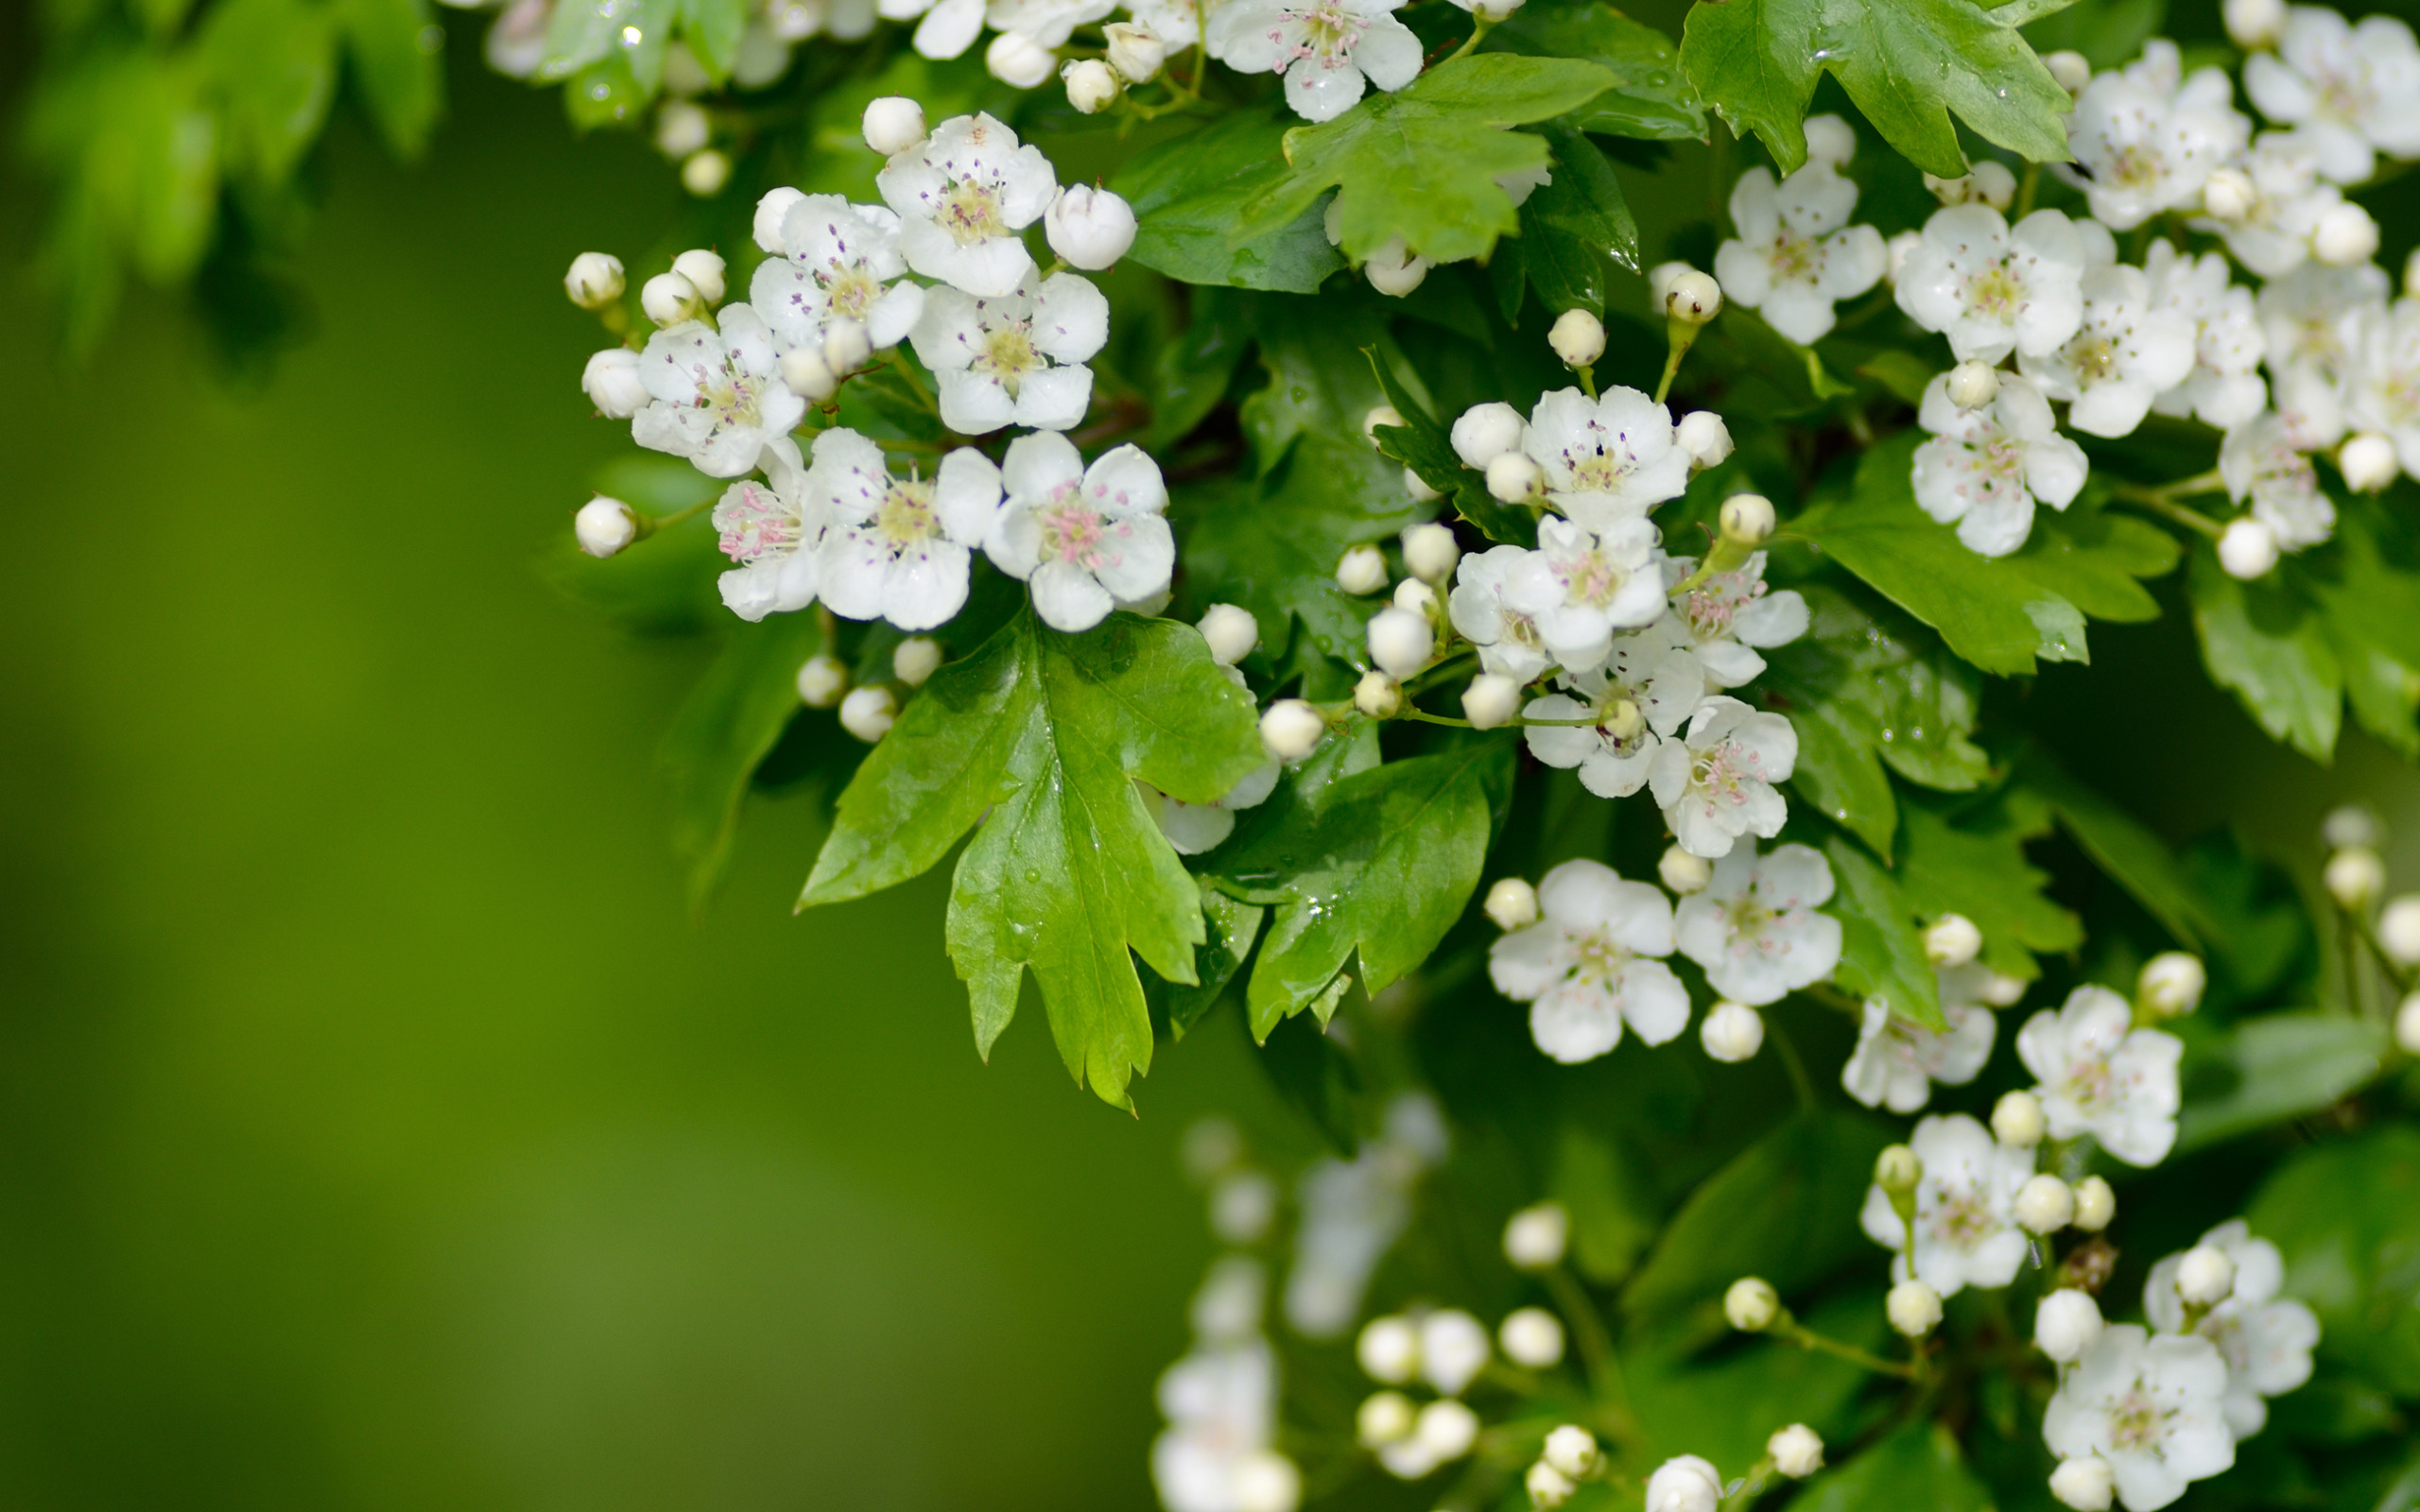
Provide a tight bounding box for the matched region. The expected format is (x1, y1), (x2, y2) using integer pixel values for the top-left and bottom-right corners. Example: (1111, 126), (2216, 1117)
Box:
(862, 96), (927, 156)
(2326, 846), (2386, 909)
(1503, 1201), (1569, 1269)
(1402, 523), (1461, 583)
(1354, 670), (1403, 720)
(1419, 1310), (1491, 1395)
(1336, 544), (1389, 594)
(1404, 467), (1441, 504)
(1357, 1390), (1417, 1446)
(2396, 991), (2420, 1055)
(1677, 410), (1733, 470)
(1876, 1143), (1922, 1194)
(1369, 606), (1436, 679)
(1451, 402), (1526, 470)
(2015, 1174), (2076, 1234)
(1486, 877), (1540, 932)
(1885, 230), (1922, 285)
(1543, 1425), (1599, 1479)
(1946, 359), (2000, 410)
(1925, 171), (1973, 205)
(780, 345), (838, 402)
(2203, 167), (2257, 221)
(1724, 1277), (1779, 1331)
(1981, 971), (2027, 1006)
(1720, 492), (1775, 546)
(1357, 1314), (1421, 1383)
(1362, 404), (1407, 444)
(838, 684), (897, 742)
(655, 99), (711, 159)
(1062, 56), (1119, 113)
(1801, 112), (1856, 167)
(1700, 1001), (1764, 1063)
(1260, 699), (1327, 763)
(575, 496), (638, 558)
(1414, 1399), (1479, 1460)
(2034, 1289), (2105, 1364)
(796, 653), (849, 708)
(2049, 1456), (2117, 1512)
(1969, 160), (2017, 211)
(752, 186), (806, 253)
(1645, 1455), (1722, 1512)
(2138, 952), (2207, 1017)
(2176, 1244), (2237, 1305)
(1659, 844), (1712, 895)
(1665, 269), (1721, 324)
(2224, 0), (2286, 48)
(582, 348), (650, 418)
(1526, 1460), (1577, 1509)
(1364, 240), (1429, 298)
(1486, 451), (1544, 504)
(1499, 1307), (1565, 1367)
(1391, 575), (1436, 611)
(891, 636), (943, 687)
(2326, 805), (2383, 850)
(1199, 604), (1259, 665)
(1104, 20), (1166, 81)
(2219, 515), (2280, 580)
(1462, 674), (1520, 730)
(680, 148), (731, 197)
(563, 251), (626, 310)
(2043, 49), (2091, 94)
(1924, 913), (1982, 969)
(1210, 1171), (1276, 1244)
(2341, 433), (2400, 492)
(1887, 1280), (1943, 1337)
(1234, 1452), (1301, 1512)
(641, 270), (703, 327)
(1548, 308), (1606, 369)
(822, 317), (872, 376)
(2314, 201), (2380, 266)
(1769, 1424), (1824, 1478)
(2072, 1176), (2116, 1232)
(1648, 261), (1691, 307)
(670, 249), (726, 306)
(1992, 1091), (2048, 1148)
(985, 29), (1058, 88)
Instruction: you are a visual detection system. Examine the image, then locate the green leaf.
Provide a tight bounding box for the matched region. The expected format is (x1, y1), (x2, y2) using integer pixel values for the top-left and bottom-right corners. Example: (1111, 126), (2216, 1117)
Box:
(1238, 55), (1617, 266)
(1177, 472), (1392, 669)
(662, 612), (823, 911)
(201, 0), (338, 185)
(1365, 360), (1537, 547)
(1486, 5), (1706, 140)
(1114, 111), (1346, 294)
(676, 0), (747, 78)
(562, 52), (648, 129)
(1896, 794), (2082, 983)
(1522, 125), (1641, 311)
(543, 0), (674, 91)
(2014, 502), (2180, 623)
(1623, 1290), (1879, 1474)
(1679, 0), (2072, 180)
(2014, 750), (2216, 950)
(800, 610), (1266, 1107)
(2021, 0), (2166, 69)
(1551, 1123), (1660, 1286)
(2302, 498), (2420, 759)
(1157, 887), (1266, 1038)
(2247, 1126), (2420, 1397)
(1145, 288), (1251, 452)
(1792, 1421), (1995, 1512)
(337, 0), (443, 157)
(28, 47), (222, 293)
(2176, 1012), (2385, 1152)
(1824, 834), (1945, 1029)
(2190, 545), (2342, 762)
(1255, 1005), (1362, 1155)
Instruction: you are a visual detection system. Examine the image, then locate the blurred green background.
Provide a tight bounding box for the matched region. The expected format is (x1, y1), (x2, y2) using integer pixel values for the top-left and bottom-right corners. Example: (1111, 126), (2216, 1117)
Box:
(4, 6), (2419, 1507)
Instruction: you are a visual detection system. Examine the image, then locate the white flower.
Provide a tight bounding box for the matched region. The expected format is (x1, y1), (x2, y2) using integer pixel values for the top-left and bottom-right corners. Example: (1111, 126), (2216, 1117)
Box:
(2018, 265), (2198, 438)
(1501, 517), (1668, 664)
(2044, 1325), (2234, 1512)
(2221, 411), (2335, 551)
(2038, 1289), (2108, 1364)
(1419, 1311), (1490, 1396)
(1664, 551), (1810, 689)
(1648, 696), (1796, 859)
(1673, 841), (1842, 1005)
(875, 112), (1058, 298)
(990, 0), (1115, 45)
(582, 347), (649, 418)
(2195, 133), (2340, 278)
(985, 431), (1174, 631)
(1911, 369), (2089, 558)
(1284, 1094), (1444, 1336)
(748, 195), (927, 357)
(1487, 858), (1688, 1064)
(2243, 6), (2420, 183)
(1152, 1340), (1291, 1512)
(1713, 162), (1887, 344)
(1045, 184), (1140, 269)
(910, 271), (1108, 434)
(1140, 763), (1281, 853)
(1521, 631), (1704, 799)
(1204, 0), (1422, 124)
(1521, 386), (1692, 526)
(631, 306), (806, 478)
(1858, 1112), (2034, 1297)
(2145, 1220), (2321, 1439)
(1130, 0), (1200, 46)
(2346, 297), (2420, 480)
(2259, 260), (2389, 411)
(1646, 1456), (1722, 1512)
(1841, 991), (1996, 1112)
(2016, 985), (2184, 1168)
(1448, 544), (1554, 681)
(2144, 240), (2268, 429)
(809, 429), (1003, 631)
(2066, 41), (2248, 230)
(1451, 402), (1526, 470)
(1895, 205), (2089, 364)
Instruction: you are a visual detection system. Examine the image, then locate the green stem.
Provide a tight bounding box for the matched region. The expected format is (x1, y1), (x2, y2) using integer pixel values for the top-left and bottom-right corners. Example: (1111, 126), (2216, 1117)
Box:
(1445, 13), (1494, 61)
(1542, 1266), (1631, 1421)
(1653, 323), (1700, 405)
(1768, 1017), (1817, 1113)
(2014, 160), (2041, 219)
(1403, 709), (1474, 729)
(2110, 480), (2225, 540)
(1777, 1319), (1919, 1380)
(631, 494), (715, 541)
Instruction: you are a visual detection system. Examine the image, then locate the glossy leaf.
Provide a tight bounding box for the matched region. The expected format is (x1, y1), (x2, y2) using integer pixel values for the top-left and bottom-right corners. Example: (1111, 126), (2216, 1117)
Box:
(662, 611), (824, 911)
(1115, 111), (1346, 294)
(2247, 1126), (2420, 1397)
(2177, 1013), (2385, 1152)
(1157, 887), (1266, 1039)
(200, 0), (337, 184)
(2191, 545), (2342, 762)
(1896, 794), (2082, 984)
(1488, 5), (1707, 140)
(1522, 125), (1642, 313)
(338, 0), (444, 156)
(1825, 835), (1945, 1028)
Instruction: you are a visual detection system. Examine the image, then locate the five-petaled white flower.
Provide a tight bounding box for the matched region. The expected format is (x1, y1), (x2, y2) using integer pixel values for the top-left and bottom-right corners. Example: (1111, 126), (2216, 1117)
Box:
(1648, 695), (1797, 859)
(1841, 989), (1996, 1113)
(985, 431), (1175, 631)
(2067, 40), (2248, 230)
(989, 0), (1116, 47)
(2221, 411), (2336, 551)
(749, 194), (927, 355)
(1138, 762), (1282, 854)
(1521, 386), (1693, 527)
(874, 0), (986, 60)
(2243, 6), (2420, 184)
(1501, 517), (1668, 668)
(1151, 1338), (1296, 1512)
(809, 428), (1004, 631)
(1663, 551), (1811, 689)
(910, 271), (1109, 435)
(2016, 985), (2184, 1168)
(709, 438), (821, 621)
(2347, 296), (2420, 482)
(1205, 0), (1422, 124)
(1488, 859), (1689, 1064)
(875, 112), (1059, 298)
(631, 305), (806, 478)
(1858, 1112), (2035, 1297)
(1130, 0), (1201, 46)
(2144, 1220), (2321, 1440)
(2019, 264), (2199, 438)
(1911, 369), (2089, 558)
(2044, 1325), (2235, 1512)
(1521, 631), (1705, 799)
(1673, 841), (1842, 1005)
(1713, 161), (1887, 344)
(2196, 132), (2342, 279)
(1449, 544), (1555, 683)
(2144, 240), (2269, 430)
(1895, 205), (2090, 364)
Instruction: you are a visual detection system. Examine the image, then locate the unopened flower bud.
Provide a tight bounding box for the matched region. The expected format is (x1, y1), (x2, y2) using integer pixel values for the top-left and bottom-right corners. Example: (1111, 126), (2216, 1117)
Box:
(670, 249), (726, 306)
(1648, 261), (1691, 306)
(1924, 170), (1971, 204)
(1970, 160), (2016, 210)
(1802, 112), (1856, 167)
(2015, 1175), (2076, 1234)
(1768, 1423), (1824, 1478)
(1665, 269), (1721, 324)
(1645, 1454), (1722, 1512)
(1261, 699), (1327, 762)
(2224, 0), (2285, 48)
(1885, 229), (1921, 284)
(1063, 56), (1119, 113)
(1527, 1460), (1577, 1508)
(2043, 49), (2091, 94)
(655, 99), (711, 159)
(1887, 1280), (1943, 1337)
(1660, 844), (1712, 894)
(681, 148), (731, 197)
(1720, 492), (1775, 546)
(1405, 467), (1441, 503)
(839, 684), (897, 742)
(1876, 1143), (1922, 1194)
(863, 96), (926, 156)
(1549, 308), (1606, 368)
(985, 29), (1057, 87)
(2219, 515), (2280, 580)
(1362, 404), (1406, 444)
(2326, 805), (2383, 849)
(1200, 603), (1259, 665)
(2341, 433), (2399, 492)
(1499, 1307), (1564, 1367)
(2326, 845), (2385, 909)
(753, 186), (805, 252)
(1701, 1001), (1764, 1062)
(1924, 913), (1982, 968)
(1947, 359), (2000, 409)
(2314, 201), (2380, 266)
(1503, 1201), (1568, 1268)
(1542, 1424), (1598, 1478)
(1724, 1277), (1779, 1331)
(564, 251), (626, 310)
(1336, 544), (1388, 594)
(1104, 20), (1166, 81)
(642, 270), (704, 326)
(822, 317), (872, 375)
(1402, 523), (1461, 583)
(1354, 670), (1403, 720)
(1357, 1390), (1416, 1445)
(2050, 1456), (2117, 1512)
(1677, 410), (1733, 469)
(1993, 1091), (2047, 1147)
(1486, 877), (1540, 931)
(1982, 971), (2027, 1005)
(2071, 1176), (2116, 1232)
(1463, 673), (1520, 730)
(774, 346), (837, 404)
(2176, 1245), (2237, 1305)
(1357, 1314), (1420, 1383)
(1416, 1399), (1479, 1460)
(892, 636), (943, 687)
(1234, 1452), (1300, 1512)
(1452, 402), (1526, 469)
(2396, 991), (2420, 1054)
(2203, 167), (2257, 221)
(2138, 952), (2206, 1017)
(575, 496), (638, 558)
(796, 653), (849, 707)
(582, 348), (649, 417)
(1419, 1310), (1491, 1395)
(1363, 240), (1428, 298)
(1487, 452), (1544, 503)
(2035, 1289), (2104, 1364)
(1368, 606), (1434, 679)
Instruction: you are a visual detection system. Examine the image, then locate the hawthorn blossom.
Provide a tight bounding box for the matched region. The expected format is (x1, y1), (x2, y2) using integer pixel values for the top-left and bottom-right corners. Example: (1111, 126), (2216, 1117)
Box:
(2145, 1220), (2321, 1439)
(1521, 387), (1693, 527)
(1521, 632), (1705, 799)
(1841, 992), (1996, 1113)
(2196, 133), (2341, 278)
(809, 430), (1003, 631)
(1285, 1094), (1444, 1335)
(748, 194), (926, 354)
(2019, 265), (2198, 438)
(1488, 859), (1688, 1064)
(709, 439), (821, 620)
(875, 112), (1058, 298)
(1205, 0), (1422, 124)
(1648, 696), (1796, 860)
(873, 0), (986, 58)
(1130, 0), (1201, 47)
(1911, 370), (2089, 558)
(2221, 411), (2336, 550)
(985, 432), (1173, 631)
(910, 271), (1108, 434)
(2144, 240), (2268, 429)
(989, 0), (1116, 46)
(1501, 518), (1668, 667)
(2346, 297), (2420, 479)
(2044, 1326), (2235, 1512)
(1858, 1112), (2034, 1296)
(1894, 205), (2090, 363)
(1152, 1337), (1298, 1512)
(631, 306), (806, 478)
(2016, 985), (2184, 1168)
(1712, 159), (1887, 344)
(1672, 841), (1842, 1005)
(1139, 763), (1282, 853)
(1448, 545), (1554, 682)
(2066, 41), (2247, 229)
(2259, 261), (2388, 405)
(2243, 6), (2420, 183)
(1662, 552), (1810, 689)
